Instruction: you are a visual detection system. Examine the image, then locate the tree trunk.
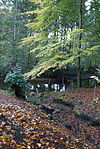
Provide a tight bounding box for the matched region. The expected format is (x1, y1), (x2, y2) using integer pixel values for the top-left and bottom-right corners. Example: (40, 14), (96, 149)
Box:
(12, 0), (18, 64)
(77, 0), (82, 88)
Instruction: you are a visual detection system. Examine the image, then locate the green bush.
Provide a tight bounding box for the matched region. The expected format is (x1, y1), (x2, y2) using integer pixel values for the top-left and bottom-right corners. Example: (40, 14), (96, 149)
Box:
(27, 96), (40, 105)
(4, 64), (29, 98)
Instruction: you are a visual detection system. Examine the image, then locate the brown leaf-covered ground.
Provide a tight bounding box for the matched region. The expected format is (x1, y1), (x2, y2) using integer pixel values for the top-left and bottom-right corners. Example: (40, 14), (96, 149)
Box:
(0, 87), (100, 149)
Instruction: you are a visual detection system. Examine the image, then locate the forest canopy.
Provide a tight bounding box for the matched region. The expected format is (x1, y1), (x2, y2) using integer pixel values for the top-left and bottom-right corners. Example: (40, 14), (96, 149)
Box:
(0, 0), (100, 88)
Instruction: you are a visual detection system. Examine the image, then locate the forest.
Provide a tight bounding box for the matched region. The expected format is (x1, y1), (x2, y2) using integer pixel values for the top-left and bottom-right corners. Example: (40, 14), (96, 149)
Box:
(0, 0), (100, 148)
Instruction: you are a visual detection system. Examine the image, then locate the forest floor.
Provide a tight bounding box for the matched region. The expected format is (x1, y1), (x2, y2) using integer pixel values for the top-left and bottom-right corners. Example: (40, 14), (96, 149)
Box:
(0, 87), (100, 149)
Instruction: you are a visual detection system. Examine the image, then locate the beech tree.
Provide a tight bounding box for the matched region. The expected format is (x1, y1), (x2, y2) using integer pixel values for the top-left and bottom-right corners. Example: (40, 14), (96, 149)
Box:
(0, 0), (99, 88)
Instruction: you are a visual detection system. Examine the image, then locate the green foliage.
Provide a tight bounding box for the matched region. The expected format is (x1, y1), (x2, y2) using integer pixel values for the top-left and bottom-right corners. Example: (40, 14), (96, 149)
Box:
(4, 65), (27, 88)
(90, 76), (100, 84)
(4, 65), (30, 98)
(22, 0), (100, 85)
(25, 29), (84, 78)
(90, 76), (100, 87)
(0, 0), (37, 75)
(26, 96), (40, 105)
(0, 0), (100, 89)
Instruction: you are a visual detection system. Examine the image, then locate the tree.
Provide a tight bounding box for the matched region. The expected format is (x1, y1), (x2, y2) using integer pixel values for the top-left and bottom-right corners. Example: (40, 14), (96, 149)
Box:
(1, 0), (99, 89)
(4, 64), (28, 98)
(21, 0), (100, 88)
(0, 0), (37, 76)
(21, 1), (83, 85)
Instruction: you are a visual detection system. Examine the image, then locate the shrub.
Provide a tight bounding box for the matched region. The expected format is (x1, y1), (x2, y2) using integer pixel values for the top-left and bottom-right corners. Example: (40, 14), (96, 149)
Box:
(27, 96), (40, 105)
(4, 64), (29, 98)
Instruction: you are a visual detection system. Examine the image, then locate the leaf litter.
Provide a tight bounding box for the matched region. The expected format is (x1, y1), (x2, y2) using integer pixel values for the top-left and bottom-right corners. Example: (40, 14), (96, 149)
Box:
(0, 87), (100, 149)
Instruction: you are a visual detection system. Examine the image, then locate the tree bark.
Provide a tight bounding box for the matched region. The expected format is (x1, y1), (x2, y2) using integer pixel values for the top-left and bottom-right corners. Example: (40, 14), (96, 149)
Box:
(12, 0), (18, 64)
(77, 0), (82, 88)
